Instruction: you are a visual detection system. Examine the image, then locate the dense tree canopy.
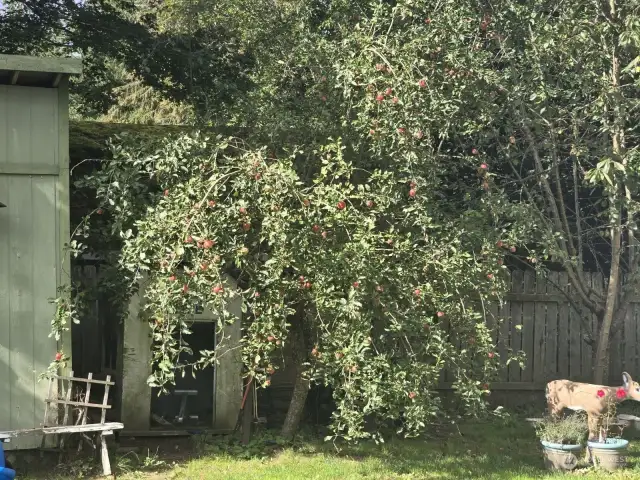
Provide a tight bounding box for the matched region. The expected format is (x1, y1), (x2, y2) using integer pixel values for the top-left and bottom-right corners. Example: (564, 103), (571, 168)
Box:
(38, 0), (640, 440)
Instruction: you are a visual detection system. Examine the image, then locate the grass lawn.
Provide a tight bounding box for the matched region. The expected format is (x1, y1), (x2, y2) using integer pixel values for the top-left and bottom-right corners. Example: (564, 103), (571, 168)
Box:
(22, 418), (640, 479)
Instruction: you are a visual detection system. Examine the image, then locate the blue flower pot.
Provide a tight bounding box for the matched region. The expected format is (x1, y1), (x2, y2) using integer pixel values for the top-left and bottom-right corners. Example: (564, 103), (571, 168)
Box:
(540, 441), (582, 471)
(0, 442), (15, 480)
(0, 467), (16, 480)
(541, 441), (583, 452)
(588, 438), (629, 470)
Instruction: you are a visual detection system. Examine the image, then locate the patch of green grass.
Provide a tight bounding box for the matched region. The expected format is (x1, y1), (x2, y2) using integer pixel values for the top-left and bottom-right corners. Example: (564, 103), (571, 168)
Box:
(22, 419), (640, 479)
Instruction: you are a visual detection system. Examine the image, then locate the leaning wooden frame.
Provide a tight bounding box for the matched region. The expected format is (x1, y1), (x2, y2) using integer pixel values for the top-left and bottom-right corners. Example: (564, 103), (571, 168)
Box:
(0, 372), (123, 477)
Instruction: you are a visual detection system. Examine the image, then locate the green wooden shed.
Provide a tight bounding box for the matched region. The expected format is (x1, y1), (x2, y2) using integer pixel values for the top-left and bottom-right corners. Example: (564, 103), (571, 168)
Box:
(0, 55), (82, 449)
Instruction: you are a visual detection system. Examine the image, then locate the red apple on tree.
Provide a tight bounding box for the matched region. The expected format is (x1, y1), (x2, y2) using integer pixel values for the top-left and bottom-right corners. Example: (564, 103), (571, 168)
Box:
(353, 281), (360, 288)
(312, 224), (320, 233)
(55, 352), (63, 362)
(409, 189), (417, 198)
(376, 94), (384, 102)
(385, 87), (393, 95)
(242, 222), (251, 232)
(418, 79), (427, 88)
(337, 201), (346, 210)
(408, 392), (417, 399)
(212, 285), (223, 294)
(203, 239), (215, 249)
(366, 200), (374, 208)
(437, 311), (445, 317)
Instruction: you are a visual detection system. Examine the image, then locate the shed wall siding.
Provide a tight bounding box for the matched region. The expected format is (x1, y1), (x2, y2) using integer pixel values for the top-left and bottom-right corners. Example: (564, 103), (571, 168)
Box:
(0, 85), (62, 448)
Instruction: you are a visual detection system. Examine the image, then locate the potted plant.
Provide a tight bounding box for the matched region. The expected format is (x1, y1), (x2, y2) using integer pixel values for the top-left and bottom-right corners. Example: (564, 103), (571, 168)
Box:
(588, 389), (630, 471)
(535, 414), (588, 471)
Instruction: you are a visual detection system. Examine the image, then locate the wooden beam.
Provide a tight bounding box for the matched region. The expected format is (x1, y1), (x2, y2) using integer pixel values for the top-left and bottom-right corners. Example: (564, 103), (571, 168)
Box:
(52, 73), (62, 88)
(54, 375), (115, 386)
(9, 71), (19, 85)
(45, 399), (112, 409)
(42, 423), (122, 434)
(437, 382), (546, 391)
(0, 163), (60, 176)
(0, 54), (82, 75)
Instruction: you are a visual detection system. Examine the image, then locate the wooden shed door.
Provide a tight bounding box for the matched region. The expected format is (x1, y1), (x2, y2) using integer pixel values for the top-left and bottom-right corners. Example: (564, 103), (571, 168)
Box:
(0, 85), (62, 448)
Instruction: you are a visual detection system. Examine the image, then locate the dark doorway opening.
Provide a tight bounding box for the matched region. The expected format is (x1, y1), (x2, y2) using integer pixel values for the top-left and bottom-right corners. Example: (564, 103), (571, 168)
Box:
(150, 322), (215, 428)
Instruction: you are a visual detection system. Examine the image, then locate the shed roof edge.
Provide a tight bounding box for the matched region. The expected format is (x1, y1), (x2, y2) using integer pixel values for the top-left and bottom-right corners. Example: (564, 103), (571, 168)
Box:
(0, 54), (82, 75)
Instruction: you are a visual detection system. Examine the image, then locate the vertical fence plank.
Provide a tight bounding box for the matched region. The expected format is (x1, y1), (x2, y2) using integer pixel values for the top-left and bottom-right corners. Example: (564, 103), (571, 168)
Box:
(533, 271), (547, 383)
(520, 270), (536, 382)
(623, 279), (635, 374)
(495, 300), (508, 382)
(508, 270), (523, 382)
(557, 272), (570, 379)
(440, 316), (451, 384)
(568, 276), (582, 380)
(545, 271), (559, 379)
(635, 302), (640, 375)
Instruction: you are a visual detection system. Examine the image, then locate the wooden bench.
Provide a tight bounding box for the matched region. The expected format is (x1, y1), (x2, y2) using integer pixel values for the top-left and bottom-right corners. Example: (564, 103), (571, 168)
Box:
(0, 372), (123, 477)
(173, 389), (198, 424)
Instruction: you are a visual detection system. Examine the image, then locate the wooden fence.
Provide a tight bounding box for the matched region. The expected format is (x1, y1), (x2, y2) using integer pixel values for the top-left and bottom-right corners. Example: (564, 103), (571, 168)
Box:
(450, 270), (639, 391)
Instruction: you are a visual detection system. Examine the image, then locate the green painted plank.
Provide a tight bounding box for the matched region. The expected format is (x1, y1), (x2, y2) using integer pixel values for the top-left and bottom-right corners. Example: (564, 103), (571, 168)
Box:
(7, 87), (31, 167)
(29, 88), (59, 166)
(0, 87), (6, 164)
(32, 177), (58, 433)
(8, 176), (36, 441)
(508, 270), (523, 382)
(57, 80), (72, 377)
(520, 270), (535, 382)
(0, 175), (10, 429)
(556, 272), (570, 379)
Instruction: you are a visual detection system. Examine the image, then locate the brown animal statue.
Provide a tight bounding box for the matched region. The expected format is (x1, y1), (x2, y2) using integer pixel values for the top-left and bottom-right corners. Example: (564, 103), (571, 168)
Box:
(546, 372), (640, 441)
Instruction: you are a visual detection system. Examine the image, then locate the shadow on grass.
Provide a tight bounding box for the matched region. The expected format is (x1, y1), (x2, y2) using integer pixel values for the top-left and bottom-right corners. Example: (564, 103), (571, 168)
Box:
(316, 419), (547, 479)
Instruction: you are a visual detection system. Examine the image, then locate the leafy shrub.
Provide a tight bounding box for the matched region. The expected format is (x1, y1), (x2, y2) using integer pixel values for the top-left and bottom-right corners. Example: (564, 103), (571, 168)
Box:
(535, 414), (588, 445)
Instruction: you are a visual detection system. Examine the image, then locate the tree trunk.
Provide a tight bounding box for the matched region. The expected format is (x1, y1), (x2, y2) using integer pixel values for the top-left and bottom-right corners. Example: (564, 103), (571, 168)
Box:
(594, 6), (624, 384)
(281, 365), (311, 438)
(281, 309), (310, 438)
